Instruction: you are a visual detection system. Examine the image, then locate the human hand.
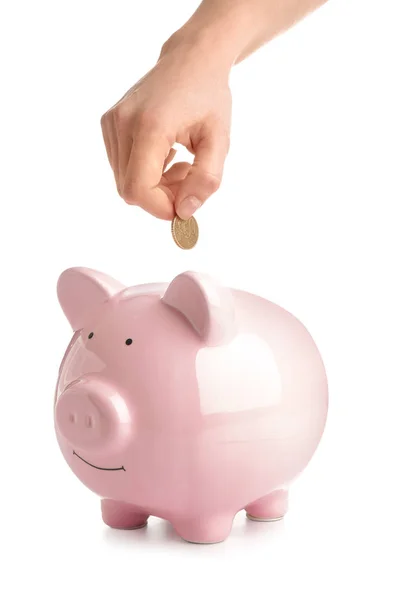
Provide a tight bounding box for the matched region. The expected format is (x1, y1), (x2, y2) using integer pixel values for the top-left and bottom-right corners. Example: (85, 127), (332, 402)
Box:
(100, 36), (232, 220)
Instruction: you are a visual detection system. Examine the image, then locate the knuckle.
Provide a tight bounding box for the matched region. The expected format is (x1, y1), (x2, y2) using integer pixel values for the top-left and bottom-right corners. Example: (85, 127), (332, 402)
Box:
(100, 111), (109, 129)
(135, 109), (162, 132)
(202, 171), (221, 194)
(121, 180), (138, 204)
(112, 105), (130, 127)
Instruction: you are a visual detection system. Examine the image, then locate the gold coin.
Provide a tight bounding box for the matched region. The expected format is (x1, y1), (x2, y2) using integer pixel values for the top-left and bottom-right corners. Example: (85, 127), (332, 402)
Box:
(171, 215), (199, 249)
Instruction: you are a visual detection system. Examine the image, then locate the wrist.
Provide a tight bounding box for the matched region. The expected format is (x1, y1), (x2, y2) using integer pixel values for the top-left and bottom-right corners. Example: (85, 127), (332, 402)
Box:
(160, 29), (234, 73)
(161, 8), (257, 70)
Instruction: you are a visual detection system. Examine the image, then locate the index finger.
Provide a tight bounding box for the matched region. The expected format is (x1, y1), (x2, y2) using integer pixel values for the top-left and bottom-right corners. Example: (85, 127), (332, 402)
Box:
(123, 130), (175, 220)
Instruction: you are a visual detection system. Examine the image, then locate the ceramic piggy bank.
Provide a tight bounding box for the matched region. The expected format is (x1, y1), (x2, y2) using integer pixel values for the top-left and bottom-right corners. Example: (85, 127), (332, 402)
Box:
(54, 267), (328, 544)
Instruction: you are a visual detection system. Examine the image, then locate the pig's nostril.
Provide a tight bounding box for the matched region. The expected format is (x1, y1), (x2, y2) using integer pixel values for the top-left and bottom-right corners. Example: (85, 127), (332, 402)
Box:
(85, 415), (93, 428)
(69, 413), (76, 424)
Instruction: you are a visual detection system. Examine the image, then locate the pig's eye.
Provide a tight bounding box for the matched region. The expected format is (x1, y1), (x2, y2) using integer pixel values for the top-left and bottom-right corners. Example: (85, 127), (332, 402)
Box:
(125, 338), (133, 346)
(88, 332), (94, 339)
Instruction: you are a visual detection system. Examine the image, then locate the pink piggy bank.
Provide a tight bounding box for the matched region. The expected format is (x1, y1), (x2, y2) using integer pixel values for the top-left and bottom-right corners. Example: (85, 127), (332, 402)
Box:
(54, 267), (328, 544)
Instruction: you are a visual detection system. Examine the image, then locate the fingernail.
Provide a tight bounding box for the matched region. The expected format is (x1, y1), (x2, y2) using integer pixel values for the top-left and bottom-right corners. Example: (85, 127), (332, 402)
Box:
(177, 196), (202, 220)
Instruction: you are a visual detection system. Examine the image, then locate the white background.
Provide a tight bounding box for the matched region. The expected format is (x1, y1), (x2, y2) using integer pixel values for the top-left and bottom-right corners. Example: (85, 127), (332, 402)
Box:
(1, 0), (396, 598)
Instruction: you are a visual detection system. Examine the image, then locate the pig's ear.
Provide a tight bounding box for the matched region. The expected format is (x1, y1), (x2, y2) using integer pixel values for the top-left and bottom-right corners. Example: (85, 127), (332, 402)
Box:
(57, 267), (125, 331)
(162, 272), (235, 346)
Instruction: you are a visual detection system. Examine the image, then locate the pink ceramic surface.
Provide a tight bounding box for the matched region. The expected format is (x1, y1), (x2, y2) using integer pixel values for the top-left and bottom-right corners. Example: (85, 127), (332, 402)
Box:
(54, 267), (328, 543)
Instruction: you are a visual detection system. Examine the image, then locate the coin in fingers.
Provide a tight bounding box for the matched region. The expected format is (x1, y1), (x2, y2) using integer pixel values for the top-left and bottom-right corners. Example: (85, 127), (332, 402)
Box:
(171, 215), (199, 250)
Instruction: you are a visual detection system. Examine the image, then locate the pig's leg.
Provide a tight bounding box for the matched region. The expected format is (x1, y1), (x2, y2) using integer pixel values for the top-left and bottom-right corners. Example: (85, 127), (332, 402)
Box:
(172, 513), (235, 544)
(101, 499), (149, 530)
(245, 489), (288, 521)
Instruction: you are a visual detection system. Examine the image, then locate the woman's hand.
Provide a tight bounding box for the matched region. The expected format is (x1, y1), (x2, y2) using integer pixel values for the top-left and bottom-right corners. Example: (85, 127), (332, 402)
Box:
(101, 0), (329, 220)
(100, 36), (232, 220)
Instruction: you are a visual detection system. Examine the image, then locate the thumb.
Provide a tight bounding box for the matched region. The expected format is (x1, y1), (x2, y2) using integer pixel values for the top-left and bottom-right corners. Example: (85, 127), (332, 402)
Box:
(175, 128), (229, 220)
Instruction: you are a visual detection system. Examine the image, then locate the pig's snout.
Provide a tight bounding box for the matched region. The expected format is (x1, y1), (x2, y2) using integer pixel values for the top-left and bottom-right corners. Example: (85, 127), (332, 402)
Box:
(55, 377), (133, 454)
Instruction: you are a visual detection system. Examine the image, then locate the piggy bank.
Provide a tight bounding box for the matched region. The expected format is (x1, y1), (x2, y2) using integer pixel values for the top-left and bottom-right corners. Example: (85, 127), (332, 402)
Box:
(54, 267), (328, 544)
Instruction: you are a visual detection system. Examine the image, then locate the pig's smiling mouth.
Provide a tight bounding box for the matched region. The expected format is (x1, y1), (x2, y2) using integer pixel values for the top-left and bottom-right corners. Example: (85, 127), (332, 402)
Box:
(73, 451), (126, 472)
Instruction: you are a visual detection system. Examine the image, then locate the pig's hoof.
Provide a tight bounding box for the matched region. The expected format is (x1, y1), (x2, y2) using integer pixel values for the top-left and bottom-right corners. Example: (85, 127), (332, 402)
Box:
(103, 515), (149, 530)
(245, 489), (288, 522)
(246, 514), (284, 522)
(172, 514), (234, 544)
(101, 499), (149, 530)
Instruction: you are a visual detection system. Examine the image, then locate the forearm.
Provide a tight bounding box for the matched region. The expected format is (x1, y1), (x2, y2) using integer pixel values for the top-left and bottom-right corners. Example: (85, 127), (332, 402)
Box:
(163, 0), (329, 67)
